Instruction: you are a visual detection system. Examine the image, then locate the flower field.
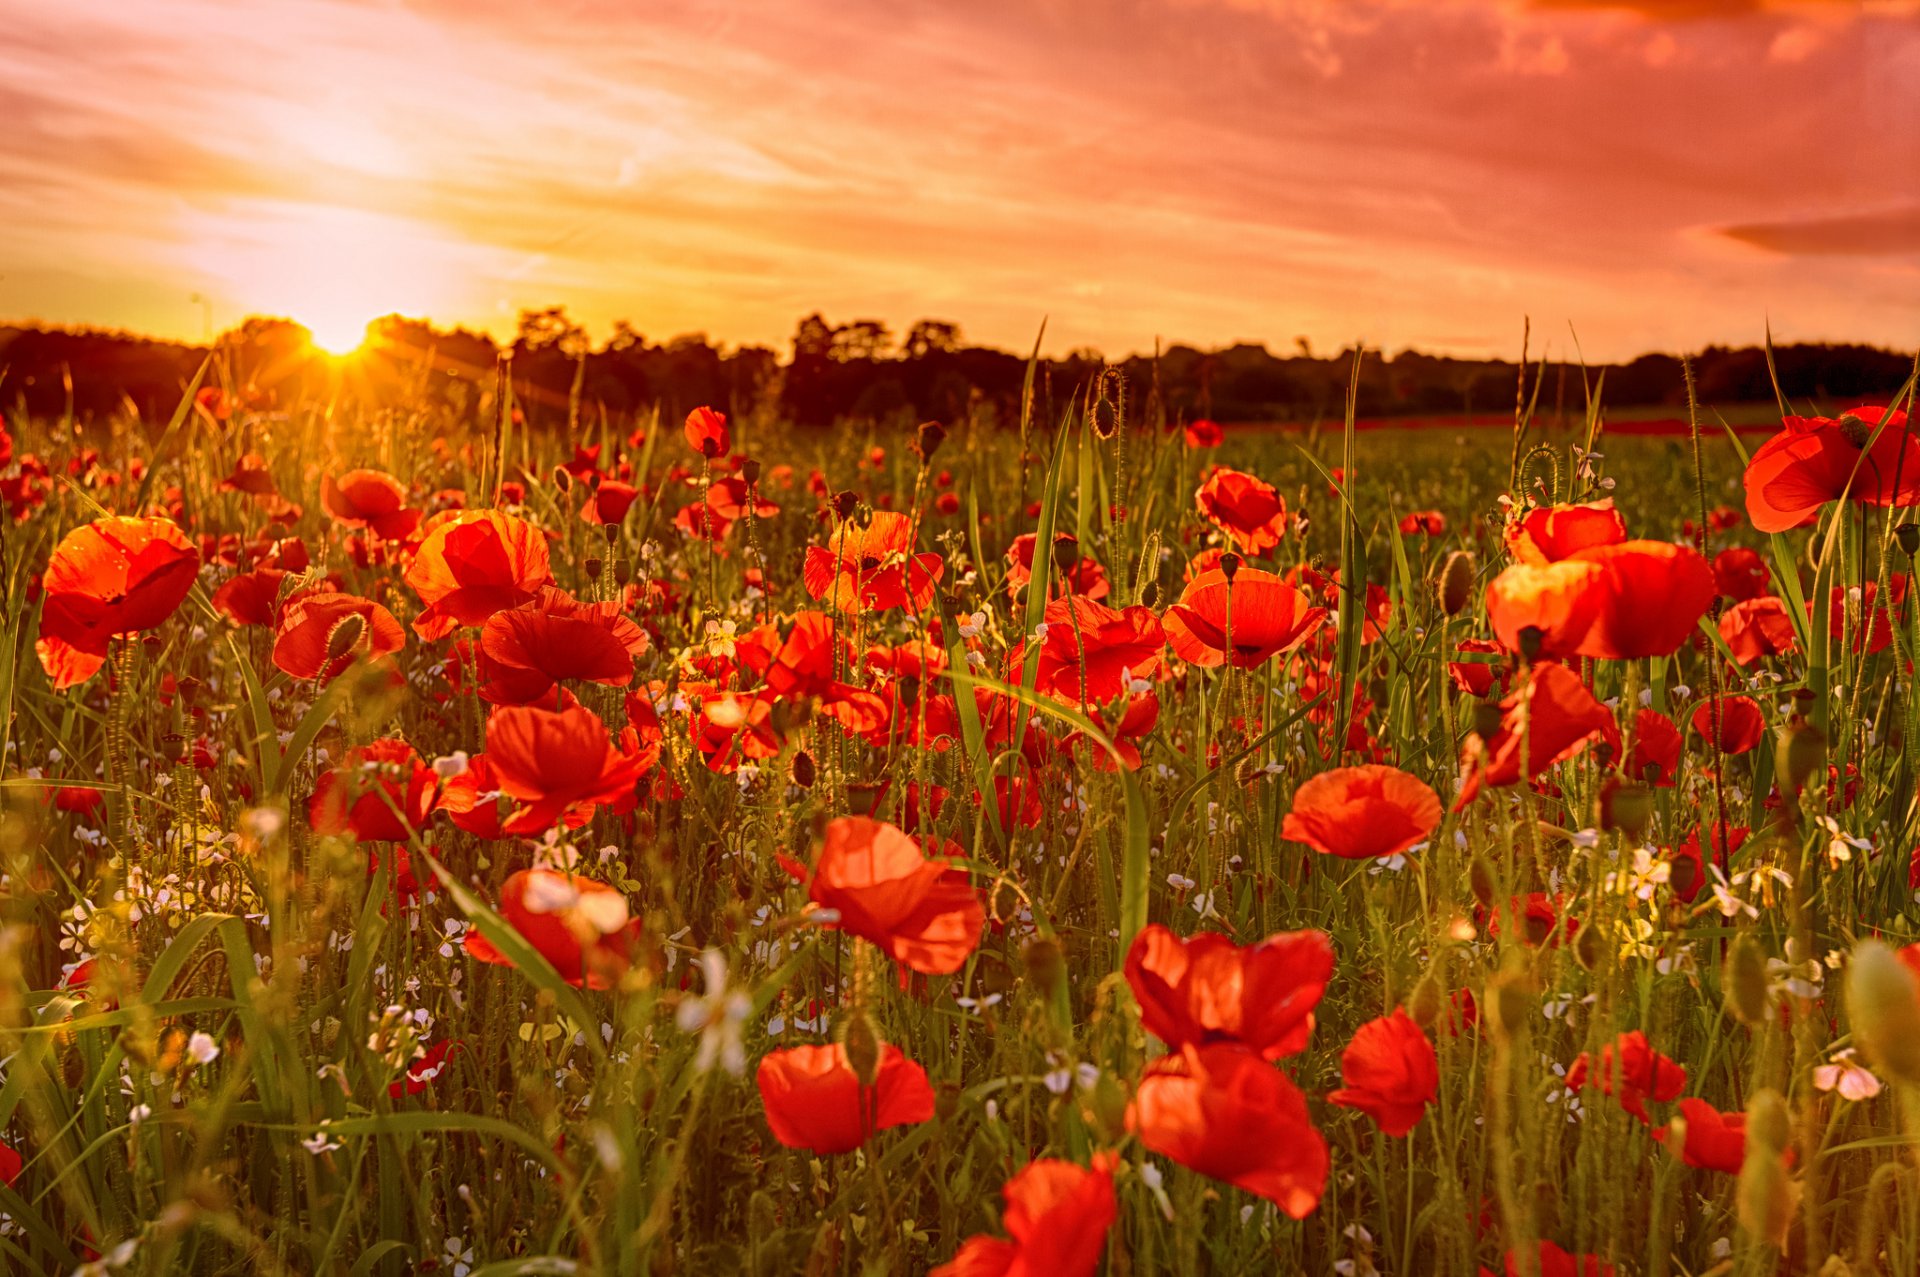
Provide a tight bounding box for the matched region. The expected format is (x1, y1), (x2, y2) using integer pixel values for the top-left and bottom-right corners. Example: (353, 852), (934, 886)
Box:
(4, 351), (1920, 1277)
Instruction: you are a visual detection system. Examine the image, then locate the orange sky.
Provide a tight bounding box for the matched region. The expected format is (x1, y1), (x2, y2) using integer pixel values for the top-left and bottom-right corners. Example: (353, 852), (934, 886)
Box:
(0, 0), (1915, 360)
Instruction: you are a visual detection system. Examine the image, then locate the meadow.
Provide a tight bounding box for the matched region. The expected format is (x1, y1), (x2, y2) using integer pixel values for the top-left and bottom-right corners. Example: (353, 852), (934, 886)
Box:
(1, 344), (1918, 1277)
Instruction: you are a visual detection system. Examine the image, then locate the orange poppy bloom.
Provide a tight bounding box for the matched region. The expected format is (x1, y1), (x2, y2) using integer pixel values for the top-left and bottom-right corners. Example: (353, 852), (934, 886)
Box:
(1625, 709), (1681, 786)
(405, 511), (553, 640)
(212, 567), (289, 629)
(803, 511), (943, 614)
(1504, 499), (1627, 566)
(1127, 1043), (1328, 1219)
(1720, 595), (1798, 666)
(484, 704), (648, 834)
(1163, 567), (1326, 669)
(1399, 509), (1447, 537)
(36, 516), (200, 689)
(463, 868), (642, 990)
(1005, 532), (1109, 600)
(1743, 406), (1917, 533)
(1195, 466), (1287, 555)
(1455, 662), (1619, 808)
(1327, 1009), (1439, 1137)
(436, 754), (510, 839)
(272, 589), (406, 682)
(1484, 560), (1604, 658)
(321, 468), (419, 540)
(581, 480), (639, 526)
(806, 816), (983, 975)
(930, 1153), (1118, 1277)
(1712, 546), (1771, 601)
(1565, 1030), (1686, 1124)
(684, 405), (731, 459)
(1281, 765), (1441, 860)
(706, 475), (779, 521)
(1568, 541), (1716, 659)
(1123, 924), (1333, 1060)
(309, 738), (439, 843)
(1688, 694), (1766, 755)
(1652, 1097), (1750, 1174)
(754, 1042), (934, 1155)
(1023, 595), (1163, 706)
(478, 588), (648, 705)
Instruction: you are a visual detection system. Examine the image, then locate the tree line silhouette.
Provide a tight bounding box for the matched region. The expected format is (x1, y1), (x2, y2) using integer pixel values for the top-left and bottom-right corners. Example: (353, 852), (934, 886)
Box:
(3, 308), (1912, 431)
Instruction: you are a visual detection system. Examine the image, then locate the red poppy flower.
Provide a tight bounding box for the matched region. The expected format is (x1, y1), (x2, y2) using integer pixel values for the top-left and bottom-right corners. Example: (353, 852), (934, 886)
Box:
(321, 468), (419, 540)
(405, 511), (553, 640)
(1626, 709), (1682, 786)
(1720, 596), (1798, 666)
(271, 589), (406, 682)
(1399, 510), (1447, 537)
(388, 1039), (463, 1098)
(1163, 567), (1326, 668)
(1743, 406), (1917, 533)
(1568, 541), (1717, 659)
(1184, 419), (1224, 448)
(1652, 1097), (1749, 1174)
(1328, 1009), (1440, 1137)
(1712, 546), (1771, 601)
(1195, 467), (1287, 555)
(1480, 1241), (1617, 1277)
(0, 1140), (19, 1188)
(706, 476), (779, 521)
(684, 405), (731, 459)
(212, 567), (289, 628)
(1449, 637), (1506, 699)
(674, 500), (734, 542)
(1671, 822), (1747, 901)
(807, 817), (983, 974)
(1484, 560), (1604, 658)
(437, 754), (511, 839)
(463, 869), (642, 990)
(309, 739), (440, 843)
(36, 516), (200, 689)
(581, 480), (639, 526)
(1005, 532), (1109, 600)
(1022, 595), (1163, 706)
(1455, 663), (1620, 808)
(1505, 499), (1628, 566)
(1565, 1030), (1686, 1124)
(1828, 579), (1905, 655)
(803, 511), (943, 613)
(931, 1153), (1118, 1277)
(478, 588), (648, 704)
(755, 1042), (934, 1155)
(483, 704), (648, 834)
(1688, 694), (1766, 755)
(1127, 1043), (1328, 1219)
(1124, 924), (1333, 1060)
(1281, 765), (1441, 860)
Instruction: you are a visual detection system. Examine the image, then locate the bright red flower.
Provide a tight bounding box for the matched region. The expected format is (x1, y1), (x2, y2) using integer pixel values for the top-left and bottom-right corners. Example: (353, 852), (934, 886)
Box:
(1567, 541), (1717, 659)
(1163, 567), (1326, 668)
(309, 739), (439, 843)
(321, 468), (419, 540)
(755, 1042), (934, 1155)
(1720, 596), (1798, 666)
(405, 511), (553, 640)
(1481, 1241), (1617, 1277)
(1455, 663), (1620, 808)
(389, 1039), (463, 1098)
(212, 567), (289, 628)
(1005, 532), (1109, 600)
(706, 475), (779, 521)
(1024, 595), (1163, 706)
(1671, 822), (1747, 901)
(463, 869), (642, 990)
(684, 405), (731, 459)
(1281, 765), (1441, 860)
(1184, 418), (1224, 448)
(1505, 499), (1627, 566)
(1689, 694), (1766, 755)
(1399, 509), (1447, 537)
(1484, 560), (1604, 658)
(807, 816), (983, 975)
(1652, 1097), (1749, 1173)
(1195, 467), (1287, 555)
(1712, 546), (1771, 601)
(271, 589), (406, 682)
(483, 704), (648, 834)
(1127, 1044), (1328, 1218)
(1566, 1030), (1687, 1124)
(1328, 1009), (1440, 1137)
(581, 480), (639, 526)
(36, 516), (199, 689)
(1743, 406), (1917, 533)
(437, 754), (511, 839)
(931, 1153), (1118, 1277)
(1123, 924), (1333, 1060)
(1626, 709), (1681, 786)
(1828, 578), (1905, 655)
(478, 588), (648, 704)
(802, 511), (943, 613)
(0, 1140), (19, 1188)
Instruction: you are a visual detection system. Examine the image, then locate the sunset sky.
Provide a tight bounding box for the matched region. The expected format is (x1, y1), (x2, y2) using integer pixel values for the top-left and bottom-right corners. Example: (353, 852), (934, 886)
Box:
(1, 0), (1915, 361)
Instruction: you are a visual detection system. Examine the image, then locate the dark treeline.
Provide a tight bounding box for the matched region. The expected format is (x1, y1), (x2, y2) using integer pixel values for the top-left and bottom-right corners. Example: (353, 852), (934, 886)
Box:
(3, 308), (1912, 431)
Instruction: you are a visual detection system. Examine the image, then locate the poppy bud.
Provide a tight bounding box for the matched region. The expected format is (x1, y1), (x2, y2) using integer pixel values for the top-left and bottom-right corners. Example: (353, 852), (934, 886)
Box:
(1234, 754), (1265, 788)
(1092, 397), (1118, 440)
(1598, 775), (1653, 836)
(1139, 580), (1160, 609)
(990, 880), (1023, 925)
(1775, 723), (1826, 796)
(1737, 1091), (1797, 1249)
(1406, 968), (1446, 1028)
(1022, 936), (1065, 996)
(853, 505), (874, 531)
(603, 522), (620, 545)
(1089, 1070), (1130, 1141)
(1438, 551), (1474, 617)
(1485, 969), (1532, 1046)
(1838, 412), (1873, 449)
(1573, 920), (1605, 971)
(1052, 537), (1080, 573)
(1724, 932), (1772, 1027)
(915, 420), (947, 462)
(552, 465), (573, 493)
(1898, 522), (1920, 558)
(324, 613), (367, 662)
(741, 457), (762, 486)
(837, 1009), (883, 1089)
(832, 491), (859, 521)
(584, 557), (603, 579)
(1846, 940), (1920, 1086)
(586, 470), (602, 492)
(1220, 552), (1243, 583)
(1747, 1088), (1791, 1153)
(614, 560), (632, 587)
(789, 750), (816, 789)
(1516, 625), (1543, 663)
(1471, 702), (1503, 742)
(1468, 857), (1498, 911)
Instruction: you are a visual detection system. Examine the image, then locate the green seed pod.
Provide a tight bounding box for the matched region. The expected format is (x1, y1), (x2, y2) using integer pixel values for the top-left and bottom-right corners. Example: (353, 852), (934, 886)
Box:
(837, 1009), (882, 1089)
(323, 612), (367, 662)
(1051, 536), (1081, 573)
(1438, 550), (1475, 617)
(1747, 1088), (1791, 1153)
(1898, 522), (1920, 558)
(1406, 967), (1446, 1029)
(1846, 940), (1920, 1087)
(1599, 776), (1653, 836)
(1468, 857), (1499, 912)
(1724, 932), (1772, 1028)
(1736, 1135), (1796, 1250)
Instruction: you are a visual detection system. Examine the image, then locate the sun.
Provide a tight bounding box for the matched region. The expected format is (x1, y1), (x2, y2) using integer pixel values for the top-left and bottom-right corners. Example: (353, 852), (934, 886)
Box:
(304, 312), (371, 357)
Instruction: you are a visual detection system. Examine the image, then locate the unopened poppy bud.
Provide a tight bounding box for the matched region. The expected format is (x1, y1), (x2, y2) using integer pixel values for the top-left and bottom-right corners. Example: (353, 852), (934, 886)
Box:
(1737, 1140), (1796, 1249)
(1052, 537), (1081, 573)
(1846, 940), (1920, 1086)
(551, 465), (573, 493)
(1089, 1070), (1130, 1140)
(1573, 921), (1605, 971)
(1471, 702), (1503, 742)
(1022, 936), (1065, 995)
(584, 557), (603, 578)
(1220, 552), (1243, 583)
(1747, 1088), (1791, 1153)
(1438, 550), (1475, 616)
(789, 750), (816, 789)
(1406, 968), (1446, 1028)
(1139, 580), (1160, 609)
(1468, 857), (1498, 911)
(915, 420), (947, 462)
(990, 880), (1023, 924)
(1898, 522), (1920, 557)
(1724, 932), (1772, 1027)
(1599, 775), (1653, 836)
(1092, 398), (1118, 440)
(324, 613), (366, 662)
(603, 522), (620, 545)
(586, 470), (602, 492)
(853, 505), (874, 531)
(838, 1010), (883, 1089)
(832, 491), (859, 521)
(1517, 625), (1543, 663)
(741, 457), (762, 486)
(614, 560), (632, 586)
(1775, 723), (1827, 795)
(1485, 970), (1532, 1045)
